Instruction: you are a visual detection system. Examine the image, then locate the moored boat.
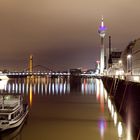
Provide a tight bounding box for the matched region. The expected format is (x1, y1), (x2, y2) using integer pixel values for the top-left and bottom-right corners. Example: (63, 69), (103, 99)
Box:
(0, 94), (28, 131)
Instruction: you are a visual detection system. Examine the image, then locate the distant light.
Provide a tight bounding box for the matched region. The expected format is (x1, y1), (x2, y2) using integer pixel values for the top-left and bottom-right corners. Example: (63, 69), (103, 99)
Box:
(118, 60), (122, 64)
(5, 95), (10, 100)
(127, 54), (132, 59)
(96, 60), (100, 63)
(118, 122), (123, 138)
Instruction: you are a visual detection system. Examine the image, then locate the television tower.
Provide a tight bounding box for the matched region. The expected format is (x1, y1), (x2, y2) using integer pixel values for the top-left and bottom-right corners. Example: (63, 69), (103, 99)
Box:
(98, 17), (107, 74)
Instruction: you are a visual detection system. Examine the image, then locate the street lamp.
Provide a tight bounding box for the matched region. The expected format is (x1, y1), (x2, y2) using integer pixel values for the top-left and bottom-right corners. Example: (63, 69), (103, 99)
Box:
(127, 54), (132, 74)
(118, 60), (122, 65)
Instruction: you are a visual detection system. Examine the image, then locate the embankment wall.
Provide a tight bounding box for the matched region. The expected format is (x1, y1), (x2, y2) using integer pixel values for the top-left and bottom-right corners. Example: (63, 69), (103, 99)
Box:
(102, 77), (140, 139)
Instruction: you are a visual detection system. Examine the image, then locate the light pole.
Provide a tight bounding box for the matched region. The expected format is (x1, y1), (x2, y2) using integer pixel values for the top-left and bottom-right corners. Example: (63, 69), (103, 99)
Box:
(127, 54), (132, 74)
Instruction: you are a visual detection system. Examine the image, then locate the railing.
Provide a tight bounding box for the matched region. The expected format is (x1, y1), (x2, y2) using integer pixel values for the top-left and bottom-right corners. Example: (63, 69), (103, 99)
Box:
(0, 72), (70, 77)
(101, 74), (140, 83)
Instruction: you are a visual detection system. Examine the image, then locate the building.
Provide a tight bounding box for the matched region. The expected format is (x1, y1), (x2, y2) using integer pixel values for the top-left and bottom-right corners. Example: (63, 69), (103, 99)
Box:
(121, 38), (140, 75)
(107, 48), (122, 75)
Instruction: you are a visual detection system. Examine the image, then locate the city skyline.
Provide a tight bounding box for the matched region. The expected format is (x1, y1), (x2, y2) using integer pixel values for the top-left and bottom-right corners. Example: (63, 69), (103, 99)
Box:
(0, 0), (140, 71)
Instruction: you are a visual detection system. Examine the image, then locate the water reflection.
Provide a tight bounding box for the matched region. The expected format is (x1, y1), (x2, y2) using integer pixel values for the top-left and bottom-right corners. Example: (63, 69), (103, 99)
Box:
(0, 77), (123, 140)
(2, 77), (71, 96)
(2, 77), (98, 97)
(29, 84), (33, 107)
(98, 118), (107, 139)
(81, 78), (95, 95)
(95, 79), (106, 113)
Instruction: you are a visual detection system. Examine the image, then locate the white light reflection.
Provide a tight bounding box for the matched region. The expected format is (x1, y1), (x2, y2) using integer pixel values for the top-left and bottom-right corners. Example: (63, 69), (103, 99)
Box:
(19, 83), (21, 93)
(67, 82), (70, 93)
(91, 80), (94, 94)
(100, 80), (104, 112)
(118, 122), (123, 138)
(114, 111), (117, 126)
(60, 83), (63, 95)
(22, 83), (25, 94)
(37, 82), (40, 94)
(111, 104), (114, 118)
(8, 83), (11, 93)
(96, 79), (100, 100)
(45, 83), (47, 95)
(41, 83), (44, 95)
(12, 83), (14, 92)
(104, 89), (108, 102)
(81, 78), (97, 95)
(16, 83), (18, 93)
(63, 82), (66, 94)
(48, 82), (51, 95)
(108, 98), (112, 113)
(55, 82), (58, 95)
(52, 83), (54, 95)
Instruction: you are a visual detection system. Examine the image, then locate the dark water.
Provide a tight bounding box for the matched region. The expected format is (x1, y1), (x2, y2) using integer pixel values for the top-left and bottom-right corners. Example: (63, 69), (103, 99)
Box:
(0, 76), (127, 140)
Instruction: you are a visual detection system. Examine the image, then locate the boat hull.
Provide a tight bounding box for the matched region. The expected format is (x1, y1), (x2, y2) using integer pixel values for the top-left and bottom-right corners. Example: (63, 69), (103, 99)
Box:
(0, 105), (29, 131)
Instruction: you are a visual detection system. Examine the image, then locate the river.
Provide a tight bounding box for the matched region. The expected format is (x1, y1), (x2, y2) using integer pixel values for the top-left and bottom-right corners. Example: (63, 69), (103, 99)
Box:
(0, 76), (127, 140)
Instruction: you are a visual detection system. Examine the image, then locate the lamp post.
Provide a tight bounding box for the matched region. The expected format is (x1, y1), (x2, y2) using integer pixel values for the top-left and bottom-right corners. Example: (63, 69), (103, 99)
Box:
(127, 54), (132, 75)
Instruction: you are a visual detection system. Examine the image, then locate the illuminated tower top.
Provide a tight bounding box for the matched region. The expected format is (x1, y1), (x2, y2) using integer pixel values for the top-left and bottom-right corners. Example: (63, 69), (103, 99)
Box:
(98, 17), (107, 38)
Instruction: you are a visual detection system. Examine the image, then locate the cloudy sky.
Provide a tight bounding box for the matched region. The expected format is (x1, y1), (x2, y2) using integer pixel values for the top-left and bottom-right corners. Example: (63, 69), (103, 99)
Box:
(0, 0), (140, 71)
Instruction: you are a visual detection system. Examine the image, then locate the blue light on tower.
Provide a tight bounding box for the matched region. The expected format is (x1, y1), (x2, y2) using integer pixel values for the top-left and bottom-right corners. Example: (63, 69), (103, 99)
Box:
(98, 17), (107, 38)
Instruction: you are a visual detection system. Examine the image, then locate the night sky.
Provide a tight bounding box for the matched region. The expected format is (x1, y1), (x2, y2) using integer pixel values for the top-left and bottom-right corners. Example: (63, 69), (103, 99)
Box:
(0, 0), (140, 71)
